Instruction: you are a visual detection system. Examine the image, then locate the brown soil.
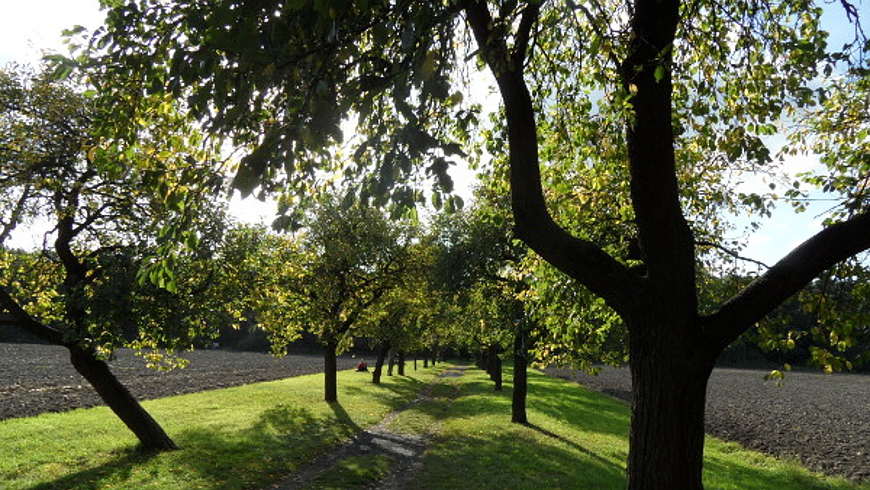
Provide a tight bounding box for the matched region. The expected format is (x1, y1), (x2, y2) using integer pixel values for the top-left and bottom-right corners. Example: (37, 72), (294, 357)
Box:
(0, 343), (358, 421)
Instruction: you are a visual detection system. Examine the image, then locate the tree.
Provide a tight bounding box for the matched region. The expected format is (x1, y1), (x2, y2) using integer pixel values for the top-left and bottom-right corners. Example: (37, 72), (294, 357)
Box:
(85, 1), (869, 486)
(262, 198), (409, 402)
(0, 66), (223, 451)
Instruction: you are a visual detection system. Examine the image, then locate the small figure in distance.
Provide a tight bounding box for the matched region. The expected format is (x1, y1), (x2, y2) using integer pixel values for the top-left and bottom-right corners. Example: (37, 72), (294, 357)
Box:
(356, 361), (368, 372)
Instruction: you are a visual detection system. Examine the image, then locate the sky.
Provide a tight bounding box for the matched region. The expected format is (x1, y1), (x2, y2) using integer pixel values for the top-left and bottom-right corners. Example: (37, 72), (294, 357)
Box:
(0, 0), (859, 267)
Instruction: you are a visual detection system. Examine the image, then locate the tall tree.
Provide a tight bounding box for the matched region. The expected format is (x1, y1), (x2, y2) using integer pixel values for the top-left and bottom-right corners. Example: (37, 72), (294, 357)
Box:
(86, 1), (869, 486)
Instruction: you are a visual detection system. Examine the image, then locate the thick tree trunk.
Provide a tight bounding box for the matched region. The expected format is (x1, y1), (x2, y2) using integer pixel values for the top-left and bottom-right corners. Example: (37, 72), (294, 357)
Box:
(627, 317), (718, 490)
(372, 343), (389, 384)
(387, 352), (394, 376)
(512, 328), (528, 424)
(69, 347), (177, 451)
(324, 341), (338, 402)
(397, 351), (405, 375)
(423, 357), (429, 368)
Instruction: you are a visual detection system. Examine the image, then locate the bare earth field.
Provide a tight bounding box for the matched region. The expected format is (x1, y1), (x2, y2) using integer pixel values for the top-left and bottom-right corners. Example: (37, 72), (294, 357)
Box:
(545, 366), (870, 482)
(0, 343), (357, 421)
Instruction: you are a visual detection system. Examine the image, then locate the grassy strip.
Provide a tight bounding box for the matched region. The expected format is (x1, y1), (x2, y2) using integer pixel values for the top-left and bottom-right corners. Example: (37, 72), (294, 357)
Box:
(0, 365), (441, 489)
(393, 365), (869, 490)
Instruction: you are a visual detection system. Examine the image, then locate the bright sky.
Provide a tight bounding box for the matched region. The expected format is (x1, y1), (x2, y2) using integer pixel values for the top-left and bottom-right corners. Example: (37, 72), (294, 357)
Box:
(0, 0), (857, 268)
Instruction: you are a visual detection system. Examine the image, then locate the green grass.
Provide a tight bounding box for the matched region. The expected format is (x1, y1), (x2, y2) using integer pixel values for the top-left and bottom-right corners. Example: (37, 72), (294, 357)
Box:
(393, 365), (870, 490)
(306, 454), (393, 489)
(0, 366), (440, 489)
(2, 362), (867, 490)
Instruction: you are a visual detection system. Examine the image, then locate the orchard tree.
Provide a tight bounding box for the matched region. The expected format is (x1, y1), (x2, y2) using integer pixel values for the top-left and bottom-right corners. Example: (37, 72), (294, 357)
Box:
(81, 1), (869, 486)
(263, 198), (409, 402)
(0, 66), (224, 451)
(431, 195), (536, 421)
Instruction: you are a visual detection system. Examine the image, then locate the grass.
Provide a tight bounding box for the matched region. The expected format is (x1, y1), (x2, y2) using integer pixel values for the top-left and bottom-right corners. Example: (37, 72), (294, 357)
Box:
(0, 366), (440, 489)
(390, 364), (870, 490)
(1, 361), (867, 489)
(305, 454), (393, 489)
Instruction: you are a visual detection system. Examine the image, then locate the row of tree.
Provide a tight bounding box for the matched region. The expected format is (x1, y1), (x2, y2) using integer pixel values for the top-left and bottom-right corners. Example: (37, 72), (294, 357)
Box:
(2, 0), (868, 487)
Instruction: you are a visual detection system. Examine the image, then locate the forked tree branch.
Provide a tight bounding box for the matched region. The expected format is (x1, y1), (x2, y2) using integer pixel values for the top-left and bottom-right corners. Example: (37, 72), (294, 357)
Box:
(462, 0), (642, 315)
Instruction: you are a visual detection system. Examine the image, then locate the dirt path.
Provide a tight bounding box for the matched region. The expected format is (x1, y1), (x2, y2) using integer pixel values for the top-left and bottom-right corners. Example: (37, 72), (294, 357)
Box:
(269, 366), (468, 490)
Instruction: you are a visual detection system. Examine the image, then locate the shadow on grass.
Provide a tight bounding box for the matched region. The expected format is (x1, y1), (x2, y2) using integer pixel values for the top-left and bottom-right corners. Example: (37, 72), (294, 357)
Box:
(341, 375), (429, 410)
(32, 404), (363, 490)
(405, 367), (629, 440)
(703, 452), (858, 490)
(30, 447), (159, 490)
(417, 431), (626, 489)
(525, 423), (618, 469)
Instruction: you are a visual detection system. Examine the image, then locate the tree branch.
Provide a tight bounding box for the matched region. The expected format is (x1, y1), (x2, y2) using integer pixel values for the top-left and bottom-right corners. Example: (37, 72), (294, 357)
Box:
(0, 286), (68, 346)
(462, 0), (642, 315)
(621, 0), (697, 306)
(695, 240), (770, 270)
(512, 2), (540, 69)
(704, 211), (870, 349)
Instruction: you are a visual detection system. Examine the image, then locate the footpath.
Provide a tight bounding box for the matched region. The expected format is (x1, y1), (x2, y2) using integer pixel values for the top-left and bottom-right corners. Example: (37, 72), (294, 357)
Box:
(269, 365), (470, 490)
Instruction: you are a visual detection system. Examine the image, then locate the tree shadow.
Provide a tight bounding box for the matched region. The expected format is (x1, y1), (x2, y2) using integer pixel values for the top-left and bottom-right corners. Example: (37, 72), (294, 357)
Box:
(328, 401), (362, 433)
(32, 404), (364, 489)
(524, 422), (620, 470)
(416, 431), (627, 489)
(30, 447), (159, 490)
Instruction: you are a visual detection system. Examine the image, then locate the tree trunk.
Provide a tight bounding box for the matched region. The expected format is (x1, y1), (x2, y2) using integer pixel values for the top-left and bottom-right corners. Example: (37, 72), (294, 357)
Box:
(627, 319), (718, 490)
(397, 351), (405, 375)
(424, 356), (429, 368)
(324, 340), (338, 402)
(387, 352), (394, 376)
(413, 356), (417, 371)
(372, 343), (389, 384)
(512, 327), (528, 424)
(487, 345), (502, 391)
(69, 347), (177, 451)
(493, 355), (502, 391)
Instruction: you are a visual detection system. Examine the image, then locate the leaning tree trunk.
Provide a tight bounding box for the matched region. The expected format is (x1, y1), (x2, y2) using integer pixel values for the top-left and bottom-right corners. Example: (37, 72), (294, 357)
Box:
(0, 289), (177, 451)
(512, 327), (529, 424)
(372, 343), (390, 384)
(70, 347), (177, 450)
(324, 340), (338, 402)
(627, 318), (718, 490)
(397, 351), (405, 375)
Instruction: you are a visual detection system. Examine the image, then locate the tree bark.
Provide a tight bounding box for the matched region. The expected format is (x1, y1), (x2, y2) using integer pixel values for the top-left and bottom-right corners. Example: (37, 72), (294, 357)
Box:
(372, 343), (389, 384)
(324, 340), (338, 402)
(397, 351), (405, 376)
(487, 344), (502, 391)
(69, 347), (177, 450)
(423, 356), (429, 368)
(512, 327), (528, 424)
(387, 352), (394, 376)
(626, 314), (718, 490)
